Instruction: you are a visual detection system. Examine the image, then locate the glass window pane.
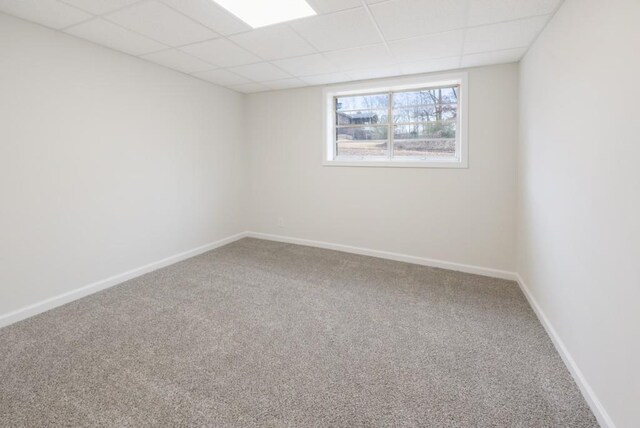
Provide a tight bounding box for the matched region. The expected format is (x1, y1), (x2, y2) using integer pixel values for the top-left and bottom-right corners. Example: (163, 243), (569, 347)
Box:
(336, 93), (389, 112)
(331, 85), (462, 162)
(393, 140), (457, 159)
(336, 126), (388, 141)
(336, 109), (388, 126)
(393, 106), (457, 123)
(337, 140), (389, 157)
(393, 86), (458, 107)
(393, 122), (456, 140)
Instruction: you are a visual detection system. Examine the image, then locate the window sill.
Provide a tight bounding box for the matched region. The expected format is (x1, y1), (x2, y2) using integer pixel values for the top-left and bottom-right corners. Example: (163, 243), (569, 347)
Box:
(322, 159), (468, 169)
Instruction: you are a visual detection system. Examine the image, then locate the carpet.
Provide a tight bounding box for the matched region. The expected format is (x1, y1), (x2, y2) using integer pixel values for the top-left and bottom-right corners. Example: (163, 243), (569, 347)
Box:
(0, 238), (598, 427)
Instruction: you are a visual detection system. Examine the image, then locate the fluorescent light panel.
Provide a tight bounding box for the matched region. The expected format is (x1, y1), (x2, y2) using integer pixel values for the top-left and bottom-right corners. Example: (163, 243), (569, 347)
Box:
(213, 0), (316, 28)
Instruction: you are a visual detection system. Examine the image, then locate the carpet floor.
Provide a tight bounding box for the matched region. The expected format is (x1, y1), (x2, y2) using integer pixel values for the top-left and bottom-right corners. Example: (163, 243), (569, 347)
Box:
(0, 238), (597, 427)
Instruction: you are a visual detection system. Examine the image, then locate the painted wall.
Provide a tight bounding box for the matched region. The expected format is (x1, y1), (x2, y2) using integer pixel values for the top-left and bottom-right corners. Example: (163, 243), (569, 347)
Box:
(518, 0), (640, 426)
(0, 13), (247, 317)
(246, 63), (518, 273)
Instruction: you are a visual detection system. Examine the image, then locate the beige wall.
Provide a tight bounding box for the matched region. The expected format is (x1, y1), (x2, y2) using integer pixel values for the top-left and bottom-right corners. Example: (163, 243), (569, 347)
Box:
(246, 63), (518, 273)
(518, 0), (640, 426)
(0, 13), (247, 316)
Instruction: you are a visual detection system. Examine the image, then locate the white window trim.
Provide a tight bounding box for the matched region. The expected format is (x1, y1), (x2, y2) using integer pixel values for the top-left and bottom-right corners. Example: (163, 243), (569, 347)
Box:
(322, 72), (469, 168)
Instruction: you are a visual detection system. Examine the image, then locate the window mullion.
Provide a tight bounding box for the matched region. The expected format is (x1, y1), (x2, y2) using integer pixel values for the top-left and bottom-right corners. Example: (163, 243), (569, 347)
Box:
(388, 91), (394, 160)
(334, 97), (339, 159)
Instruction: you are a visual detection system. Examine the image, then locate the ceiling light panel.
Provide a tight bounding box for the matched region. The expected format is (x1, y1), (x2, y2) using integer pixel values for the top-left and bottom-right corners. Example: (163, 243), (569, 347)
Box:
(211, 0), (316, 28)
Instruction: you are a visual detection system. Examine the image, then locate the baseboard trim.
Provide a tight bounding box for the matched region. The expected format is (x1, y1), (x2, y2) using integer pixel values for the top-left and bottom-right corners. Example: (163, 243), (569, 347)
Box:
(246, 231), (518, 281)
(0, 232), (248, 328)
(515, 274), (615, 428)
(0, 231), (613, 427)
(248, 232), (614, 426)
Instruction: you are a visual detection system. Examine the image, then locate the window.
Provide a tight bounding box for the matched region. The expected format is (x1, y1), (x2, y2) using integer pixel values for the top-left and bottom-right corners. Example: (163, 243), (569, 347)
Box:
(323, 73), (468, 168)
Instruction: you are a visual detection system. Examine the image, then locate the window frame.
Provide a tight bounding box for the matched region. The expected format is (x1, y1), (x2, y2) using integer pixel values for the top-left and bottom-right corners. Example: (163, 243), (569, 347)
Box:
(322, 72), (469, 168)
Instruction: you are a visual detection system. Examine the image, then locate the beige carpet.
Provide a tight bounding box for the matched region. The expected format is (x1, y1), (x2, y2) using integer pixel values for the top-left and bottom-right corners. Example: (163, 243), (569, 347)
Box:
(0, 238), (597, 427)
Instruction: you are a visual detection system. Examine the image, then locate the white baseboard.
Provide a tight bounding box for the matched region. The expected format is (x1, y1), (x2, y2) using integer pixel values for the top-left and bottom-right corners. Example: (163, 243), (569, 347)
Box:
(1, 230), (514, 328)
(248, 232), (613, 426)
(515, 274), (615, 428)
(0, 231), (613, 427)
(0, 232), (248, 328)
(246, 231), (518, 281)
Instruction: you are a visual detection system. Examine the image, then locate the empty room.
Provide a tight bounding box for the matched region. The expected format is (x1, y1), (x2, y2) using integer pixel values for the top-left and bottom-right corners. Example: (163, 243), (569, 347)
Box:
(0, 0), (638, 426)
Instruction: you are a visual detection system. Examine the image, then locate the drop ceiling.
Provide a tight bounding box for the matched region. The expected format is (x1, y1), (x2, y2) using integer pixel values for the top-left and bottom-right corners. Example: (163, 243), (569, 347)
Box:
(0, 0), (562, 93)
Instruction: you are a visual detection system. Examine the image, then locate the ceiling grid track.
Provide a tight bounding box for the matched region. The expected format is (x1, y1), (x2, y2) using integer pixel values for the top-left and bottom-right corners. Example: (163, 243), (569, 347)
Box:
(0, 0), (564, 92)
